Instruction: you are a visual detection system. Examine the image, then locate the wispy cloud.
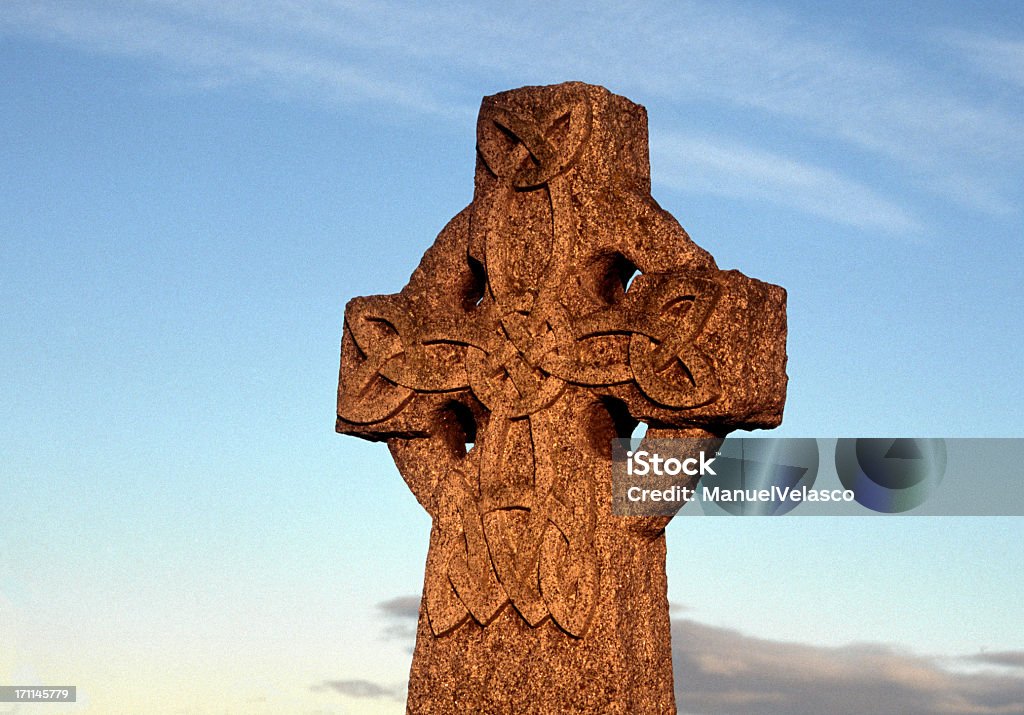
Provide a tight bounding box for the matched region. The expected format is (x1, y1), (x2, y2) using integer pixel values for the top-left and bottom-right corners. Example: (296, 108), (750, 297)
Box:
(378, 595), (419, 645)
(311, 678), (405, 701)
(653, 131), (923, 233)
(0, 0), (467, 117)
(943, 31), (1024, 90)
(377, 595), (420, 620)
(3, 0), (1021, 228)
(307, 596), (418, 704)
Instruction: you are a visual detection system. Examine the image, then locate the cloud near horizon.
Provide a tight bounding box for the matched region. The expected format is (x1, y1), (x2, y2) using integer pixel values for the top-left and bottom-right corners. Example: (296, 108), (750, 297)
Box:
(672, 618), (1024, 715)
(322, 595), (1024, 714)
(311, 678), (405, 702)
(973, 652), (1024, 670)
(378, 595), (420, 646)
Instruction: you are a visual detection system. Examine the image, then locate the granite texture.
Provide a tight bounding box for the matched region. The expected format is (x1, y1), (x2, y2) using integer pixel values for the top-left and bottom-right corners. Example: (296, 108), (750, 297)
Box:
(337, 82), (788, 713)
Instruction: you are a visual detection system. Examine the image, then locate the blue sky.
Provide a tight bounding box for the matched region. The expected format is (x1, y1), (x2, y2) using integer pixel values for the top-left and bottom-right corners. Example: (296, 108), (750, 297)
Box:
(1, 1), (1023, 713)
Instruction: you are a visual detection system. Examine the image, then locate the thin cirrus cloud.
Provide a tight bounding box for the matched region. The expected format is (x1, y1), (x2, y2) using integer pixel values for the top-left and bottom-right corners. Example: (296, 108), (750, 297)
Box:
(328, 595), (1024, 713)
(651, 132), (924, 234)
(0, 0), (466, 117)
(943, 31), (1024, 90)
(2, 1), (1021, 229)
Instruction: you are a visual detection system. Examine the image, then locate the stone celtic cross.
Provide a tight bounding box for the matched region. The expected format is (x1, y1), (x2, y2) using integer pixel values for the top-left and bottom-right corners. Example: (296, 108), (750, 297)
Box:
(337, 82), (787, 713)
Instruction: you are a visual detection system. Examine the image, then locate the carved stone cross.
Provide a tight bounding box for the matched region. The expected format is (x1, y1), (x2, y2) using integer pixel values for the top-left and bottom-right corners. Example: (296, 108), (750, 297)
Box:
(337, 82), (787, 713)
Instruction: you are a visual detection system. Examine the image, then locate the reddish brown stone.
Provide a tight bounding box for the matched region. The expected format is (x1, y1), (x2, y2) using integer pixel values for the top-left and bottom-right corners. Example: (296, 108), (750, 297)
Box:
(337, 82), (787, 713)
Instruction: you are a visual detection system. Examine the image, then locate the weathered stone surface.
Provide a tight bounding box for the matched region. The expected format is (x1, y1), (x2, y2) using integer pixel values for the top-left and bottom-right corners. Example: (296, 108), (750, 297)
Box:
(337, 82), (787, 713)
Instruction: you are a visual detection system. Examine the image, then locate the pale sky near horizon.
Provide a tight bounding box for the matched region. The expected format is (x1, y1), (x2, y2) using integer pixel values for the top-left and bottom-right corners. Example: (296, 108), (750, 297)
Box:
(2, 1), (1024, 713)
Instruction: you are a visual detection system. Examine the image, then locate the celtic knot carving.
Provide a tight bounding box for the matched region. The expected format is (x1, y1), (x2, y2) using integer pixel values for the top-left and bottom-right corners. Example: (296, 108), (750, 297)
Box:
(337, 82), (788, 641)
